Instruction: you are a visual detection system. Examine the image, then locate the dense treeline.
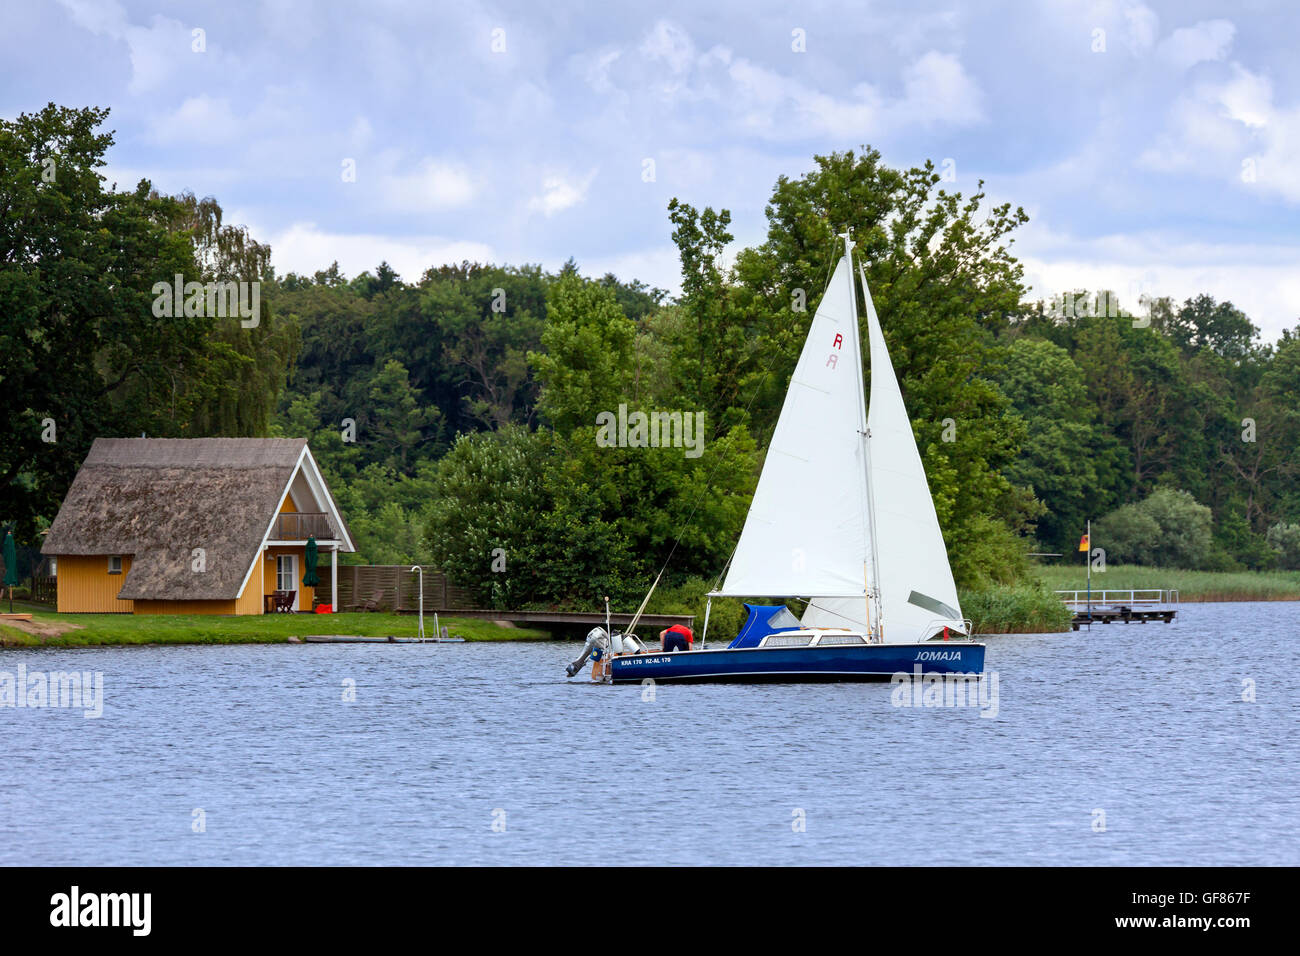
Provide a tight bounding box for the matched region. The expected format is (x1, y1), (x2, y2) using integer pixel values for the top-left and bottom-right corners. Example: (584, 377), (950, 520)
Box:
(4, 105), (1299, 612)
(1007, 292), (1300, 569)
(1, 105), (296, 542)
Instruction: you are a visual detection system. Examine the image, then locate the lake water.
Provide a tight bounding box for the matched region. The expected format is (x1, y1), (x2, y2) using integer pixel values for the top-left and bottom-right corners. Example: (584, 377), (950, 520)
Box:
(1, 601), (1296, 866)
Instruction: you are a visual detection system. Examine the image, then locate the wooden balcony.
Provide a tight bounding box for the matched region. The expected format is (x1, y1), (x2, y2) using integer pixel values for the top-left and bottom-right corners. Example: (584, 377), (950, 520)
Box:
(271, 512), (337, 541)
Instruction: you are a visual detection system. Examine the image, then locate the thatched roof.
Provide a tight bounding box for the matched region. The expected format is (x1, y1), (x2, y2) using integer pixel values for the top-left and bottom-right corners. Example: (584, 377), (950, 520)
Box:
(43, 438), (310, 601)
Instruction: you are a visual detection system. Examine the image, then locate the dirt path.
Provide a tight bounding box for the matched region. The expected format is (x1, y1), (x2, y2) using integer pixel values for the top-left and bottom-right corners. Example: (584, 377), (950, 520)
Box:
(0, 616), (84, 639)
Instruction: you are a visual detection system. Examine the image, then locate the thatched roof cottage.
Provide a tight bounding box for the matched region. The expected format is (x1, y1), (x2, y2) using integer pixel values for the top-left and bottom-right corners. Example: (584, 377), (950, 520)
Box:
(42, 438), (356, 614)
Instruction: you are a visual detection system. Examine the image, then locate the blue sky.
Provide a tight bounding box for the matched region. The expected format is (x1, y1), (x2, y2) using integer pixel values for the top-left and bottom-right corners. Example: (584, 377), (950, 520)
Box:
(4, 0), (1298, 337)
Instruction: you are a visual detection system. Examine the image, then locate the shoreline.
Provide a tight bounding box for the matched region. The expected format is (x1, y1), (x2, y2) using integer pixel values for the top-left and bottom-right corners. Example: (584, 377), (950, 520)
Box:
(0, 606), (551, 648)
(1033, 564), (1300, 605)
(6, 583), (1300, 647)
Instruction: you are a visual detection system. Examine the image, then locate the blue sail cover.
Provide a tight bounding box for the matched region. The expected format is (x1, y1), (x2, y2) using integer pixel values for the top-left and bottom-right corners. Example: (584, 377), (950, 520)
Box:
(728, 604), (803, 648)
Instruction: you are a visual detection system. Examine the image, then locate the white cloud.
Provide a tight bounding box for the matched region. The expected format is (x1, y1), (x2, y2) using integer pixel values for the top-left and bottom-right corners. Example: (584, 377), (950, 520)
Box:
(381, 159), (476, 211)
(898, 51), (985, 126)
(347, 116), (373, 149)
(642, 20), (696, 76)
(124, 15), (194, 93)
(1137, 63), (1300, 202)
(888, 9), (961, 56)
(57, 0), (126, 35)
(1018, 224), (1300, 339)
(726, 58), (880, 137)
(257, 0), (321, 49)
(268, 223), (493, 282)
(582, 49), (622, 94)
(721, 48), (982, 140)
(56, 1), (194, 93)
(1217, 64), (1272, 128)
(1135, 90), (1246, 173)
(1156, 19), (1235, 70)
(527, 170), (598, 216)
(149, 95), (240, 145)
(1122, 3), (1159, 53)
(577, 244), (684, 298)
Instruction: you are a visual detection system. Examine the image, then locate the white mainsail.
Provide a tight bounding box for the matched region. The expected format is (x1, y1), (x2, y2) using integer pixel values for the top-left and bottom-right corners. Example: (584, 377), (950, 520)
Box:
(714, 256), (872, 599)
(801, 263), (965, 641)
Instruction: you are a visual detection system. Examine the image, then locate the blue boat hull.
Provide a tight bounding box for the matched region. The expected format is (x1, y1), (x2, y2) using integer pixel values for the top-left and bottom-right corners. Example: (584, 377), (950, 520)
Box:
(608, 642), (985, 684)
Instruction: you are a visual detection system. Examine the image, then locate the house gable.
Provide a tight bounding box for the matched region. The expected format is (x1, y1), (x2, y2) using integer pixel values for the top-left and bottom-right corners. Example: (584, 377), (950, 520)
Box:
(233, 445), (356, 601)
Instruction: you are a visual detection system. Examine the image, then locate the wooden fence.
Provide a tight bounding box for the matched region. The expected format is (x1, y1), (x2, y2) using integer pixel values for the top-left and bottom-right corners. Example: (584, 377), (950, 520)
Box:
(334, 565), (476, 613)
(31, 575), (56, 606)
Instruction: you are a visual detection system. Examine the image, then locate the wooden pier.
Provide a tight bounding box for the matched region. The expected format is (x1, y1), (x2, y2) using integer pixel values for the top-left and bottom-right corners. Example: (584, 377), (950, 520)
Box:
(1056, 589), (1178, 631)
(1068, 607), (1177, 629)
(442, 609), (693, 629)
(331, 566), (693, 631)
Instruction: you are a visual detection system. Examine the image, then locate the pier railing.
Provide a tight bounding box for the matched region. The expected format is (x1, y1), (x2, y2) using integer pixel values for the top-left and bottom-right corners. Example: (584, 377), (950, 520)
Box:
(1055, 589), (1179, 608)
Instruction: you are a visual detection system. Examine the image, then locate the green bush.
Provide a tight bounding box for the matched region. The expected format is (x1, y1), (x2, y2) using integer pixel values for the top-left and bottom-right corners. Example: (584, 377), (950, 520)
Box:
(1093, 488), (1213, 568)
(960, 584), (1073, 634)
(949, 513), (1033, 589)
(1212, 507), (1275, 570)
(1266, 523), (1300, 570)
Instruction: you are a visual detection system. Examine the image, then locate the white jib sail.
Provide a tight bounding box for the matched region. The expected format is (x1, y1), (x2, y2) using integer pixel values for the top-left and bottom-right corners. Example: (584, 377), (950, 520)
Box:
(715, 256), (871, 598)
(857, 265), (961, 642)
(804, 264), (965, 642)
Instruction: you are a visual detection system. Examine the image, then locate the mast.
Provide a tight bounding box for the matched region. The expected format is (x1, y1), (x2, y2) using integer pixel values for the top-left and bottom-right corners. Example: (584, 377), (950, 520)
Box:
(856, 260), (886, 639)
(840, 233), (884, 640)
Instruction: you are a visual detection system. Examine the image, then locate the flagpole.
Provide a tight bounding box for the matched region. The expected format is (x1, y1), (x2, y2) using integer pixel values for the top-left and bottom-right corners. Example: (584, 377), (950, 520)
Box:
(1086, 519), (1092, 631)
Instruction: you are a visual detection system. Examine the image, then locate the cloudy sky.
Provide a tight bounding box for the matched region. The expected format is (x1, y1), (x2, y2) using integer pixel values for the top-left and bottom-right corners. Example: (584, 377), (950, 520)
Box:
(5, 0), (1298, 337)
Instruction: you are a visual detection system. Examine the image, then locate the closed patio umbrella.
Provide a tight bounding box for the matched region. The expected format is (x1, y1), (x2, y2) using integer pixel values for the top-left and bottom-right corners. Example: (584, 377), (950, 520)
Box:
(302, 536), (321, 589)
(3, 530), (18, 613)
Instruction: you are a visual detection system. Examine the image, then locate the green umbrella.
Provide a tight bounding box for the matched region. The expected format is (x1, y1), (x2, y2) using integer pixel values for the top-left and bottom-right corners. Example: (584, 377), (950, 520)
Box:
(302, 536), (321, 589)
(2, 530), (18, 613)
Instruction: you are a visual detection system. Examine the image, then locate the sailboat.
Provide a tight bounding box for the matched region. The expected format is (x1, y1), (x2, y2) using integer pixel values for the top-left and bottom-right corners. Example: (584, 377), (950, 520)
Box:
(605, 235), (984, 683)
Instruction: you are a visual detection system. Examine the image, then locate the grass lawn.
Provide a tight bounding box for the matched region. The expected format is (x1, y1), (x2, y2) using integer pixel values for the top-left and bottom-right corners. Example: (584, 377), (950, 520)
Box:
(0, 602), (550, 647)
(1034, 564), (1300, 602)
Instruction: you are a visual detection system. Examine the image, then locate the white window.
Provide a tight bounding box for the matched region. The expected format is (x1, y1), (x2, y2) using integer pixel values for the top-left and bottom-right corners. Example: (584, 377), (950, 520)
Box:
(107, 555), (122, 575)
(275, 555), (297, 592)
(49, 557), (57, 576)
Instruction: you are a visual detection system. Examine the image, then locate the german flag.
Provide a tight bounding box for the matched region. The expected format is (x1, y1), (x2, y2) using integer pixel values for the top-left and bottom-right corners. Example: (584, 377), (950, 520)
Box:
(1078, 533), (1090, 553)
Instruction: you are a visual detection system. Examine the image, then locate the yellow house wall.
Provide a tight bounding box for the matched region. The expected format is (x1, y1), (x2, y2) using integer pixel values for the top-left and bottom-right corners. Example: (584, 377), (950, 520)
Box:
(233, 554), (265, 615)
(55, 554), (135, 613)
(56, 552), (268, 616)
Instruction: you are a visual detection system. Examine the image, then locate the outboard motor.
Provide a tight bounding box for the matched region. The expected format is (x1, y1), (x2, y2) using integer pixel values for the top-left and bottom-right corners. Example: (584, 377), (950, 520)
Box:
(565, 626), (609, 678)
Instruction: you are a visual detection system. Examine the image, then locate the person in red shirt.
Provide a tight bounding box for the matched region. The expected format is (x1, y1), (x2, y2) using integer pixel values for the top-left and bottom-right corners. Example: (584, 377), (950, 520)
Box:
(659, 624), (694, 652)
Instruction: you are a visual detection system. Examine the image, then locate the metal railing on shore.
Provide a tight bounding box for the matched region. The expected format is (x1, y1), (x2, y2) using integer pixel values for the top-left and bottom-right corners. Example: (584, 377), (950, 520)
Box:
(1055, 588), (1179, 608)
